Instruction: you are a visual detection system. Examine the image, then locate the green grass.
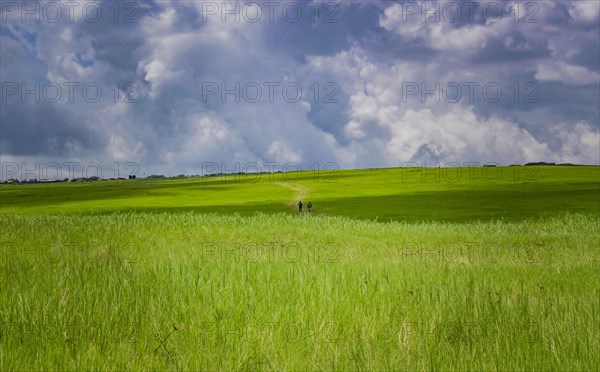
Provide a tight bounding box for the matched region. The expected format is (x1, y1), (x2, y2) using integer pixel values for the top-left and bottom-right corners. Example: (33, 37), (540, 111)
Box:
(0, 166), (599, 370)
(1, 166), (599, 222)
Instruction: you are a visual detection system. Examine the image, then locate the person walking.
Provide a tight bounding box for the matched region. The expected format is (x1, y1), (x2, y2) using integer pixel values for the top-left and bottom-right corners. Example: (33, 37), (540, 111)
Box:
(307, 201), (312, 212)
(298, 200), (303, 212)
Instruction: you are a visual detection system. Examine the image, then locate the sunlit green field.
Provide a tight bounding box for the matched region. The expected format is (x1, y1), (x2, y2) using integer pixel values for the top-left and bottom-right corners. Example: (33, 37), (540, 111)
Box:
(1, 166), (599, 222)
(1, 166), (599, 370)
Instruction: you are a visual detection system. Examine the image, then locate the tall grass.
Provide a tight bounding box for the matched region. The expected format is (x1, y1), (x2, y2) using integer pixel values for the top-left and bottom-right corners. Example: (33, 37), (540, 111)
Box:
(1, 212), (598, 370)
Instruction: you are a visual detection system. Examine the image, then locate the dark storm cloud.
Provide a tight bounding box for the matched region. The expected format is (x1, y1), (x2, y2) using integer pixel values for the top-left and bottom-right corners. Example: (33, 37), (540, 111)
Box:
(362, 26), (440, 62)
(306, 98), (350, 143)
(568, 39), (600, 73)
(468, 31), (551, 64)
(0, 101), (103, 156)
(264, 2), (383, 62)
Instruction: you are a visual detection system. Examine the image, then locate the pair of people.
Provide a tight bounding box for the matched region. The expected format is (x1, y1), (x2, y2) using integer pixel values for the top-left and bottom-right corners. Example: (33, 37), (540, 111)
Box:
(298, 200), (312, 212)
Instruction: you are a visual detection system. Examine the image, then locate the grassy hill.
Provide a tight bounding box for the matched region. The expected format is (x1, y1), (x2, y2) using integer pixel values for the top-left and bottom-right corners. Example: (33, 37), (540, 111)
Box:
(1, 166), (599, 222)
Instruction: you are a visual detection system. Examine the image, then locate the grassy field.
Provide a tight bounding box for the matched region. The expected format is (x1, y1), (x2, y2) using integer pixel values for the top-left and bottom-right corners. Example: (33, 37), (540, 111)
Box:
(0, 166), (599, 370)
(1, 166), (599, 222)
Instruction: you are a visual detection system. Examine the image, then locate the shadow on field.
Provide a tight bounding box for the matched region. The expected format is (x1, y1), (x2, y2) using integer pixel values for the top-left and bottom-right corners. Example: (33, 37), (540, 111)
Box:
(57, 183), (600, 223)
(2, 174), (598, 223)
(316, 185), (600, 222)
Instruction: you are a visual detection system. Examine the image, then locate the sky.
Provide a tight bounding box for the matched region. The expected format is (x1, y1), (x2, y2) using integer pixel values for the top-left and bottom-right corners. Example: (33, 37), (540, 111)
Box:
(1, 0), (599, 179)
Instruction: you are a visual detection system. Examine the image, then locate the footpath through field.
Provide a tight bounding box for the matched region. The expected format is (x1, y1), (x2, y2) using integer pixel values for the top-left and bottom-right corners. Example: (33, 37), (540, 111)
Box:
(274, 182), (310, 207)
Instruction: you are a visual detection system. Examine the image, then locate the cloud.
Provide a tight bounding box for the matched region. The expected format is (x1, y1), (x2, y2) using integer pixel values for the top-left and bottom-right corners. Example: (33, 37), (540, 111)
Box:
(1, 0), (599, 176)
(569, 1), (600, 24)
(306, 47), (598, 166)
(550, 122), (600, 164)
(379, 1), (511, 52)
(535, 61), (600, 86)
(0, 100), (104, 157)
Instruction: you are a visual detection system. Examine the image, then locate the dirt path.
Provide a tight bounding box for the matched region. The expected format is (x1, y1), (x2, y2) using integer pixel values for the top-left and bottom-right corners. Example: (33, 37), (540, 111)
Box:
(274, 182), (310, 207)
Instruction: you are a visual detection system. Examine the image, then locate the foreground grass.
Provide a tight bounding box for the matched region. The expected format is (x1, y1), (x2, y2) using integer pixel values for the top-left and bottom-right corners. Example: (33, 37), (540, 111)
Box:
(1, 212), (598, 370)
